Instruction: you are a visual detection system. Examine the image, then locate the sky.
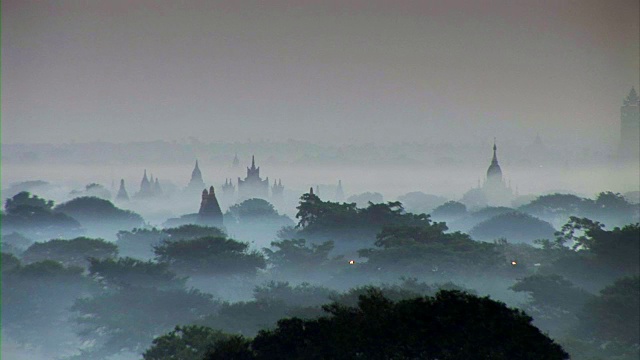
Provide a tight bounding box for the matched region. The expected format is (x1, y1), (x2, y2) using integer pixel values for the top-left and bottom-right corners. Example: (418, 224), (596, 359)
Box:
(2, 0), (639, 145)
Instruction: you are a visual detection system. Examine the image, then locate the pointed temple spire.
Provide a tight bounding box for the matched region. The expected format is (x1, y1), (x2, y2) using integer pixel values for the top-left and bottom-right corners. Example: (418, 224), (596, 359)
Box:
(624, 86), (639, 105)
(116, 179), (129, 201)
(492, 138), (498, 164)
(198, 186), (223, 227)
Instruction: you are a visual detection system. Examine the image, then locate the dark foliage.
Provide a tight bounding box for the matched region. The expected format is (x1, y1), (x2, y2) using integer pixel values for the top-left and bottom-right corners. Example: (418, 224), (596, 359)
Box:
(226, 198), (291, 223)
(88, 256), (186, 290)
(2, 192), (83, 239)
(430, 200), (467, 221)
(54, 196), (144, 237)
(264, 239), (341, 274)
(22, 237), (118, 268)
(206, 290), (569, 360)
(578, 276), (640, 345)
(469, 211), (556, 243)
(510, 274), (594, 335)
(5, 191), (54, 212)
(71, 286), (218, 358)
(143, 325), (230, 360)
(154, 236), (266, 275)
(359, 222), (505, 276)
(2, 260), (95, 352)
(163, 224), (227, 241)
(293, 191), (431, 246)
(519, 192), (639, 228)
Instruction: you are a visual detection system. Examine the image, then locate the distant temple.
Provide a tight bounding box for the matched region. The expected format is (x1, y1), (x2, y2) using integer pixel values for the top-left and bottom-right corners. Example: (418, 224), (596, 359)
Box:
(136, 170), (154, 198)
(198, 186), (223, 227)
(482, 141), (513, 206)
(232, 153), (240, 167)
(462, 141), (513, 208)
(116, 179), (129, 201)
(220, 178), (236, 207)
(620, 87), (640, 159)
(135, 170), (163, 199)
(222, 178), (235, 197)
(186, 160), (206, 192)
(271, 179), (284, 202)
(153, 177), (162, 195)
(237, 155), (270, 200)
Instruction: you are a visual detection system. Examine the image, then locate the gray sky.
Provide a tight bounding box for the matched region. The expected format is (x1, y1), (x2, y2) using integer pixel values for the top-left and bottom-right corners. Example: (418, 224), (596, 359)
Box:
(2, 0), (639, 145)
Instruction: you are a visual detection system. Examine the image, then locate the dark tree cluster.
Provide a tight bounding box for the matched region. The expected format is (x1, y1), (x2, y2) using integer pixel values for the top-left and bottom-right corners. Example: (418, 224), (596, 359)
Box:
(203, 290), (568, 360)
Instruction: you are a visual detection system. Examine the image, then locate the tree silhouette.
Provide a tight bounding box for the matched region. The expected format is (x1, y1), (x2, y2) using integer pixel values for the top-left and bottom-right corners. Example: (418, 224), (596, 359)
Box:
(206, 290), (568, 360)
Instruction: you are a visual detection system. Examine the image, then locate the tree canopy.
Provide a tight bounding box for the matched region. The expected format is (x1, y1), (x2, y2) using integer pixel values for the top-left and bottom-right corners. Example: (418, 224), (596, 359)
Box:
(293, 191), (431, 246)
(206, 290), (569, 360)
(359, 222), (505, 276)
(469, 212), (556, 243)
(54, 196), (144, 230)
(578, 276), (640, 345)
(143, 325), (230, 360)
(88, 257), (186, 290)
(2, 192), (83, 239)
(263, 239), (340, 274)
(22, 237), (118, 268)
(71, 287), (218, 359)
(154, 236), (266, 275)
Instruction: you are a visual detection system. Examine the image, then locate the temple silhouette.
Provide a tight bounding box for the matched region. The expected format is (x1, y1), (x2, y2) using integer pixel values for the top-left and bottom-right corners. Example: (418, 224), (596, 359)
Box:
(237, 155), (270, 200)
(116, 179), (129, 201)
(198, 186), (223, 227)
(462, 141), (513, 208)
(135, 170), (163, 199)
(186, 160), (206, 193)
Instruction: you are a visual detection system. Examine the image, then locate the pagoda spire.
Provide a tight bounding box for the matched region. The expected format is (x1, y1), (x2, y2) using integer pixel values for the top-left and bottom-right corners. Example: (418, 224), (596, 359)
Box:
(492, 138), (498, 165)
(116, 179), (129, 201)
(624, 87), (639, 105)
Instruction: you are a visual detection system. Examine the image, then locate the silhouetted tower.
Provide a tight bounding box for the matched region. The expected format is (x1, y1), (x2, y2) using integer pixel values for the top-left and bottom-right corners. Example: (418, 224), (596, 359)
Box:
(620, 87), (640, 159)
(335, 180), (344, 202)
(153, 178), (162, 195)
(237, 155), (269, 199)
(116, 179), (129, 201)
(232, 153), (240, 167)
(482, 140), (513, 206)
(187, 160), (206, 191)
(271, 179), (284, 202)
(485, 141), (503, 187)
(222, 178), (235, 197)
(198, 186), (223, 227)
(221, 178), (236, 206)
(136, 170), (154, 198)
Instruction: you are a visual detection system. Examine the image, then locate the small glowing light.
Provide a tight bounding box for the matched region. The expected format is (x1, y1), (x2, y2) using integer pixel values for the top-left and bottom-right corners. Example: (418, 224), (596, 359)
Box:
(349, 260), (355, 265)
(511, 261), (517, 266)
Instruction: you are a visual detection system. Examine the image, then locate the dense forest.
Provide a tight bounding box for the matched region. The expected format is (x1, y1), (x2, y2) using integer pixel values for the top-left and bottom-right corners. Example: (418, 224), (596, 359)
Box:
(1, 189), (639, 360)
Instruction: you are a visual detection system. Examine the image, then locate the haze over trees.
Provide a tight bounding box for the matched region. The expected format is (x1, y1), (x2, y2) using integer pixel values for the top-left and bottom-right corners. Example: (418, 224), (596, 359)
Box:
(1, 185), (638, 360)
(3, 1), (639, 358)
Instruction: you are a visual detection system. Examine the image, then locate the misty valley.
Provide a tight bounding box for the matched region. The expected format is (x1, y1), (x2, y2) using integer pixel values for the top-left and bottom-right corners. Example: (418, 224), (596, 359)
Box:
(3, 1), (640, 358)
(1, 148), (638, 360)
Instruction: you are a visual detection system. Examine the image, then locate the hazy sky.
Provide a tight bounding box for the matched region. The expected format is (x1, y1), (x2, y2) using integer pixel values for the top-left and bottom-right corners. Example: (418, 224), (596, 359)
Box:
(2, 0), (639, 145)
